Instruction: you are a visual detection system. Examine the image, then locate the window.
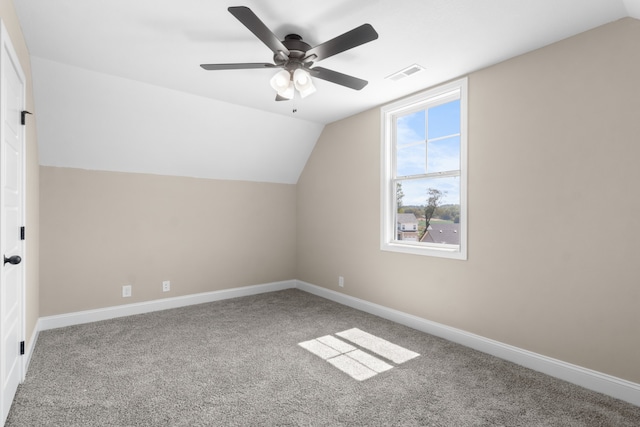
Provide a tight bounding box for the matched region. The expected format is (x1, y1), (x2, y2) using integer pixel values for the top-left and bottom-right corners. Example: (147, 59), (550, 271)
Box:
(381, 78), (467, 259)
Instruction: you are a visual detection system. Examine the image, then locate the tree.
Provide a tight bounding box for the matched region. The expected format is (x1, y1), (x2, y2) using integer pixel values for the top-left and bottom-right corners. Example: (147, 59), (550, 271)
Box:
(439, 211), (452, 221)
(396, 182), (404, 209)
(402, 207), (421, 217)
(424, 188), (445, 230)
(435, 204), (460, 222)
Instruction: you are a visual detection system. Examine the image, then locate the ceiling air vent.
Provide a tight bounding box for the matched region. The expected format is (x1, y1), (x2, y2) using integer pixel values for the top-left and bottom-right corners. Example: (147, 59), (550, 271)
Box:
(386, 64), (425, 81)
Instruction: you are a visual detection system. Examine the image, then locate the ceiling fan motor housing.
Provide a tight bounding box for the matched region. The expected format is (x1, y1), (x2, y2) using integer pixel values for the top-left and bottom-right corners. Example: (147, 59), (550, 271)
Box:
(275, 34), (313, 70)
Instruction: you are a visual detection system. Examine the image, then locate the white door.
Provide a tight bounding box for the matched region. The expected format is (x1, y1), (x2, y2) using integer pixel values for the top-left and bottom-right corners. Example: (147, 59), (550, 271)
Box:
(0, 20), (26, 425)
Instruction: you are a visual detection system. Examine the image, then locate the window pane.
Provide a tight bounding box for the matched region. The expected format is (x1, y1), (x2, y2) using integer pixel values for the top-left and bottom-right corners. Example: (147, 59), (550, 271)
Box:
(396, 176), (461, 245)
(396, 110), (427, 176)
(397, 177), (460, 208)
(428, 100), (460, 139)
(397, 142), (426, 176)
(397, 110), (426, 146)
(427, 136), (460, 173)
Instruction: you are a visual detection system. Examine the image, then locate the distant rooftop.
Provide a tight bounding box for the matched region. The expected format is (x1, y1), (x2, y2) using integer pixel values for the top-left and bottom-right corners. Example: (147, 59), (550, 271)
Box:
(421, 222), (460, 245)
(397, 213), (418, 224)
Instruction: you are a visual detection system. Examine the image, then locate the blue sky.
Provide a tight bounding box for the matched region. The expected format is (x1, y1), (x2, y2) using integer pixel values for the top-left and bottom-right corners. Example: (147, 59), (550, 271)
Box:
(396, 100), (461, 207)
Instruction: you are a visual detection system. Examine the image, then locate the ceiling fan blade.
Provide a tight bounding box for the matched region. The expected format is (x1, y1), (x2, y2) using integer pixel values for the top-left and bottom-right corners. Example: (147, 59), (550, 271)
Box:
(275, 94), (289, 102)
(200, 63), (277, 70)
(305, 24), (378, 62)
(309, 67), (368, 90)
(228, 6), (290, 58)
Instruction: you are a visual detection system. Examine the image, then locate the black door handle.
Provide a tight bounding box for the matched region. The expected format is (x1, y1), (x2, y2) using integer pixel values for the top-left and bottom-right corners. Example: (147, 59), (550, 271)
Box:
(3, 255), (21, 265)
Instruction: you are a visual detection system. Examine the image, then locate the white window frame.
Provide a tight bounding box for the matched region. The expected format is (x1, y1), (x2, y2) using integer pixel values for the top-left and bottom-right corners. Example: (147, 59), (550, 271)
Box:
(380, 78), (468, 260)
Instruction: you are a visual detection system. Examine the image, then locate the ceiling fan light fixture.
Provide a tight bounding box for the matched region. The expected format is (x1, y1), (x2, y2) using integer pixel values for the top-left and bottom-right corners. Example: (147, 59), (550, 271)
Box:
(293, 69), (316, 98)
(270, 69), (292, 92)
(298, 84), (316, 99)
(279, 81), (295, 100)
(293, 68), (310, 86)
(270, 69), (295, 100)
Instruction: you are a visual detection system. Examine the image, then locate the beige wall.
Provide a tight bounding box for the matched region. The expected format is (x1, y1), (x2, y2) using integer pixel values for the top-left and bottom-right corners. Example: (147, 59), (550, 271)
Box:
(297, 18), (640, 383)
(40, 167), (296, 315)
(0, 0), (39, 349)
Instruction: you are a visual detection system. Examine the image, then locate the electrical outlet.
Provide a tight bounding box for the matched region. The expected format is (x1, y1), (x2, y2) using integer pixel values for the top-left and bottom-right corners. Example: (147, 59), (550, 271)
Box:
(122, 285), (132, 298)
(338, 276), (344, 287)
(162, 280), (170, 292)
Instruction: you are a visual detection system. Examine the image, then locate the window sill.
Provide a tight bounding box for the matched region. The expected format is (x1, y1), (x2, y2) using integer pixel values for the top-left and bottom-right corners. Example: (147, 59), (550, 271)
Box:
(381, 241), (467, 260)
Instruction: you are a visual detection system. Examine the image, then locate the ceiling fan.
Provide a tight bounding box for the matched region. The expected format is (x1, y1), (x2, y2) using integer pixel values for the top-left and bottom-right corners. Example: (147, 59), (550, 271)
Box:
(200, 6), (379, 101)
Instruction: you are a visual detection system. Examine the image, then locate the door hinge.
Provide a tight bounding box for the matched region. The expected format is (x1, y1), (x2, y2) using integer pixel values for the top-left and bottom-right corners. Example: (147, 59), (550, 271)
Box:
(21, 111), (32, 125)
(20, 341), (25, 356)
(20, 226), (25, 240)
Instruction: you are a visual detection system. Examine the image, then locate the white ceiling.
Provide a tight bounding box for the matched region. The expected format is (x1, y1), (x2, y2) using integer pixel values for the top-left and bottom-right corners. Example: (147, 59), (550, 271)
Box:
(14, 0), (640, 183)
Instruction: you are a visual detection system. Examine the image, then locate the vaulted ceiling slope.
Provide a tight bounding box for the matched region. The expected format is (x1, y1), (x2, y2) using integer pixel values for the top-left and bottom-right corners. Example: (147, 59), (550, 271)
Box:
(15, 0), (640, 184)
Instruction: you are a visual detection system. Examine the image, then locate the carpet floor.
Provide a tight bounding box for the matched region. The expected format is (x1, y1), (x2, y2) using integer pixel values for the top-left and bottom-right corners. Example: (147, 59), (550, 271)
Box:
(6, 289), (640, 426)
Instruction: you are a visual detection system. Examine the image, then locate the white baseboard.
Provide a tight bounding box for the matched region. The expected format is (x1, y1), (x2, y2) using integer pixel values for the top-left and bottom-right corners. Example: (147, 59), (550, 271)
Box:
(38, 280), (296, 331)
(295, 280), (640, 407)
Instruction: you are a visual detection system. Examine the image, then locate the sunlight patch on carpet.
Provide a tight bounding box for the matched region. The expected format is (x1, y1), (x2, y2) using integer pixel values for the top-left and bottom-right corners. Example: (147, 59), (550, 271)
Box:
(347, 349), (393, 373)
(298, 339), (341, 360)
(299, 329), (418, 381)
(336, 328), (420, 364)
(317, 335), (356, 353)
(327, 354), (378, 381)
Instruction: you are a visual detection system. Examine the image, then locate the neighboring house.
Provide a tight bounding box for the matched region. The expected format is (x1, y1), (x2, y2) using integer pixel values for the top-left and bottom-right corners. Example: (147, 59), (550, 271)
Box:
(397, 213), (419, 241)
(420, 222), (460, 245)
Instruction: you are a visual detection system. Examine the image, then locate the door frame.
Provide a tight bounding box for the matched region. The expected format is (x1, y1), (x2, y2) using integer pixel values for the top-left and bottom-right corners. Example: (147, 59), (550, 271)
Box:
(0, 17), (27, 424)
